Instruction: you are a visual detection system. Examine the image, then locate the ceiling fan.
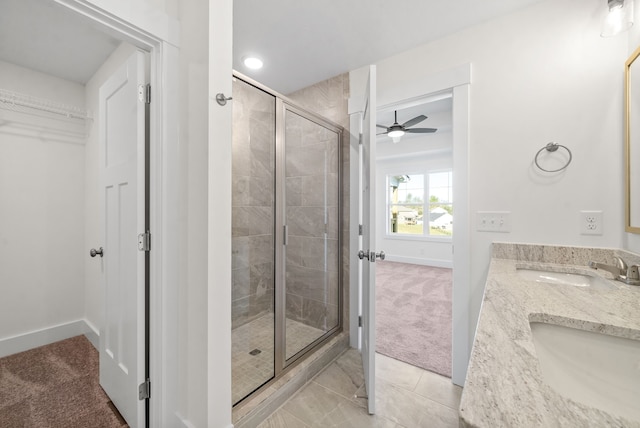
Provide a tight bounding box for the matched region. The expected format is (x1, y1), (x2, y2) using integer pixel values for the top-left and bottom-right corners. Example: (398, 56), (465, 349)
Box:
(377, 111), (437, 143)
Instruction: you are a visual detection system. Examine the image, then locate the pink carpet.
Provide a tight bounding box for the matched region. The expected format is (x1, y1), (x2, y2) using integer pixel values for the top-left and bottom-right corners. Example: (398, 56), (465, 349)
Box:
(376, 261), (452, 377)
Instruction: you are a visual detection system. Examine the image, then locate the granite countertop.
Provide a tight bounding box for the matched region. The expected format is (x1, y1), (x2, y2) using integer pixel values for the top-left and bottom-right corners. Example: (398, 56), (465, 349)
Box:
(459, 243), (640, 428)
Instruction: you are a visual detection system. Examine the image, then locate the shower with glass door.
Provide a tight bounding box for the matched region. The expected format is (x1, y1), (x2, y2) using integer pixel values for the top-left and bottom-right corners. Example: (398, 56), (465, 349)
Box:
(231, 73), (343, 405)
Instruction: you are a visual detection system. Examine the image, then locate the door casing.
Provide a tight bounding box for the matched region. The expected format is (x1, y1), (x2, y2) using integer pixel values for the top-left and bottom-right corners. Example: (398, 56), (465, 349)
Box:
(52, 1), (181, 425)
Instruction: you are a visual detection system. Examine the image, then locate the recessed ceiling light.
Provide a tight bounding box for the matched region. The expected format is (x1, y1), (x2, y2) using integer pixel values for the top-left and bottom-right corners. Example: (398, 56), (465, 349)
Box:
(243, 56), (263, 70)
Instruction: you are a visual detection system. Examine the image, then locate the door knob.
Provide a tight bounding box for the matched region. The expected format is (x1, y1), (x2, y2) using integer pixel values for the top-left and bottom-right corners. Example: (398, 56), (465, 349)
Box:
(358, 250), (385, 262)
(90, 247), (104, 258)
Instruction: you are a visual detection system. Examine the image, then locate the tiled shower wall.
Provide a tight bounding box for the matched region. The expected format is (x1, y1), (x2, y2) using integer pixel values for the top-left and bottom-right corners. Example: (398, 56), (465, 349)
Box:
(284, 112), (340, 332)
(231, 79), (276, 329)
(287, 73), (350, 335)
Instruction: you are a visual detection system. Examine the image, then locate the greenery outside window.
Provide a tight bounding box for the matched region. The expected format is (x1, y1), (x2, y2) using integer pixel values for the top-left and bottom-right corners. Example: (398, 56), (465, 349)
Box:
(387, 171), (453, 237)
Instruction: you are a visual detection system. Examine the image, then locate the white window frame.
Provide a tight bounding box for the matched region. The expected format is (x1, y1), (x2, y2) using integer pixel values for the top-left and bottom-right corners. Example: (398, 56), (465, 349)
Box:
(385, 169), (453, 241)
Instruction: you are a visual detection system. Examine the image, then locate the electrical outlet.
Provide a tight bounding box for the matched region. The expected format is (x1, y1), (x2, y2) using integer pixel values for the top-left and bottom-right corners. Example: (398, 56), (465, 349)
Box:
(580, 211), (602, 235)
(476, 211), (511, 233)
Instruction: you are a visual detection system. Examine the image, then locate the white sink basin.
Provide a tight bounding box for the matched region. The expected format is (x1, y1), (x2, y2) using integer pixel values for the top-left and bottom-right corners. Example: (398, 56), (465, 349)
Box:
(530, 322), (640, 422)
(517, 268), (614, 290)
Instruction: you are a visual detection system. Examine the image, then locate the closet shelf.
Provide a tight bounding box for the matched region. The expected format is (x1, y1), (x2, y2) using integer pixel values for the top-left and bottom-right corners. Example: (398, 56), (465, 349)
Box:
(0, 88), (92, 121)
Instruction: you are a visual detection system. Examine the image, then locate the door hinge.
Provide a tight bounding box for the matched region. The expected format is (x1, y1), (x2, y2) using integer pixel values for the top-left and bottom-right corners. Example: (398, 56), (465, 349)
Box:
(138, 84), (151, 104)
(358, 133), (363, 145)
(138, 231), (151, 252)
(358, 224), (363, 236)
(358, 315), (362, 327)
(138, 379), (150, 400)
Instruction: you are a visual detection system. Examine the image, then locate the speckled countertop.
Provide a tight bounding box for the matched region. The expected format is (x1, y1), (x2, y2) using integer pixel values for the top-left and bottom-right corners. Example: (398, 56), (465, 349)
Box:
(459, 243), (640, 428)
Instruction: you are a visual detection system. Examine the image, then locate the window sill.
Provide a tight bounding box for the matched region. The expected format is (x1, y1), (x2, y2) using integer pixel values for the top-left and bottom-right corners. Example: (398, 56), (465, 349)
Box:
(382, 234), (452, 243)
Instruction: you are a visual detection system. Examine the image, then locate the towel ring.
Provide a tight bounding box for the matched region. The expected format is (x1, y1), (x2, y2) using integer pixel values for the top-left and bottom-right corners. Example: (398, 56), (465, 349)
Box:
(534, 142), (572, 173)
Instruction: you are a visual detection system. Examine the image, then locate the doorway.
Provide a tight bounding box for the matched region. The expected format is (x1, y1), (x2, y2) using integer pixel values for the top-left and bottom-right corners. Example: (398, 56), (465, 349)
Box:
(375, 96), (454, 378)
(350, 64), (471, 387)
(0, 40), (148, 428)
(0, 0), (178, 425)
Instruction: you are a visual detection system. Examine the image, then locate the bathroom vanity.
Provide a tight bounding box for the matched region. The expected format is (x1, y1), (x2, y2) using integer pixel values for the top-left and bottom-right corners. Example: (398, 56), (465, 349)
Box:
(459, 243), (640, 427)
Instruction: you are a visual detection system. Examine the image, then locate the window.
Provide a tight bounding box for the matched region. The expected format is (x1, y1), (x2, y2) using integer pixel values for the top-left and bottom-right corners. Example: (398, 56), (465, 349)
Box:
(387, 170), (453, 237)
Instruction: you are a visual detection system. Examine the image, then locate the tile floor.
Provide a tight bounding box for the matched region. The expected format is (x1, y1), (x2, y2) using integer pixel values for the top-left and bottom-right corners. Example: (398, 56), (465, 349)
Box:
(257, 349), (462, 427)
(232, 313), (325, 404)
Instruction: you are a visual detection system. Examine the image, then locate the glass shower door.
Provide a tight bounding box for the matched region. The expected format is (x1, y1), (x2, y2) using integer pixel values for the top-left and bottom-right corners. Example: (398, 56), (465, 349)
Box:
(231, 78), (276, 405)
(282, 105), (341, 361)
(231, 73), (344, 405)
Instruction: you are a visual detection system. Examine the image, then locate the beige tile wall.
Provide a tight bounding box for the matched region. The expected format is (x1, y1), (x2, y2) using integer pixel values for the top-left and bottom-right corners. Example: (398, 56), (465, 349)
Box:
(284, 111), (340, 334)
(287, 73), (351, 338)
(231, 79), (276, 329)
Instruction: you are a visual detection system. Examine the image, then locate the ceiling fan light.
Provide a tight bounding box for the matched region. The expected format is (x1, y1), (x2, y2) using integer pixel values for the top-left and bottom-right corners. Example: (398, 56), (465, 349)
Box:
(388, 129), (405, 139)
(391, 136), (402, 143)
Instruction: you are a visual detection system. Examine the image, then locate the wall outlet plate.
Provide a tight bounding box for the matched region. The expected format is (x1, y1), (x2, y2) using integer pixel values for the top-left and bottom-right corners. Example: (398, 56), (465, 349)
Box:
(580, 210), (602, 235)
(476, 211), (511, 233)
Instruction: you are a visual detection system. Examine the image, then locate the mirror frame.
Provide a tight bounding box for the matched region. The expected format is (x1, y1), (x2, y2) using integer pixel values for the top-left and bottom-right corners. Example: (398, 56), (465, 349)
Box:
(625, 45), (640, 233)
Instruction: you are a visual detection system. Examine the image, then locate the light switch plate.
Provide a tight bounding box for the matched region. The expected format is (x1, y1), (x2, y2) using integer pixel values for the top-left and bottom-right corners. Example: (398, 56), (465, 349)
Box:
(476, 211), (511, 233)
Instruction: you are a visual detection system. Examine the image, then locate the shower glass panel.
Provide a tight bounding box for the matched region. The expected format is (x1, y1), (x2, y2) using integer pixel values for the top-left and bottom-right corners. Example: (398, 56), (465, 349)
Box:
(231, 78), (276, 405)
(284, 107), (341, 361)
(231, 72), (343, 406)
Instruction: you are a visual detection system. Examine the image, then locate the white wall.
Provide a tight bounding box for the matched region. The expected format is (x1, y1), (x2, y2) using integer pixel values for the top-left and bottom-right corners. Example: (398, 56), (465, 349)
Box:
(376, 136), (454, 267)
(84, 42), (139, 334)
(0, 60), (86, 340)
(177, 0), (211, 426)
(353, 0), (629, 367)
(208, 0), (234, 425)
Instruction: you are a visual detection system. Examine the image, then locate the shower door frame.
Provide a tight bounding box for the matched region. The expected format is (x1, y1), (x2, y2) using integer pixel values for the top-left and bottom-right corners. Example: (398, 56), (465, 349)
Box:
(233, 71), (344, 404)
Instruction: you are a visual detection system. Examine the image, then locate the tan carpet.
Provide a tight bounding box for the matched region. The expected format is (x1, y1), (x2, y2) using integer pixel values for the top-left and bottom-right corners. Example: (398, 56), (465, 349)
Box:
(376, 261), (452, 377)
(0, 335), (128, 427)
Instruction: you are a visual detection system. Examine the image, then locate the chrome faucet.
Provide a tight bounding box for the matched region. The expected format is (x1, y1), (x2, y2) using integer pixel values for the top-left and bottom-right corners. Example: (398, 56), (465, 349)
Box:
(589, 256), (640, 286)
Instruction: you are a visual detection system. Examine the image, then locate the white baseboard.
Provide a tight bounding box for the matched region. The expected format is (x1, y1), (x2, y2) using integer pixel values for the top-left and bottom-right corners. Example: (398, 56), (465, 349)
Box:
(175, 413), (209, 428)
(383, 254), (453, 268)
(84, 319), (100, 350)
(0, 319), (99, 358)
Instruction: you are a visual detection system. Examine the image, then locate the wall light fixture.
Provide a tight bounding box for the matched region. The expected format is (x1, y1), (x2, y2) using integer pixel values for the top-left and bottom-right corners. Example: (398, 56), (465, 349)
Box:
(601, 0), (634, 37)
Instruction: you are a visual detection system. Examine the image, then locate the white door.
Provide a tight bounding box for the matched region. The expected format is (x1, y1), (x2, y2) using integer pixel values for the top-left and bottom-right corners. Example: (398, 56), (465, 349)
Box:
(98, 50), (148, 428)
(359, 65), (378, 415)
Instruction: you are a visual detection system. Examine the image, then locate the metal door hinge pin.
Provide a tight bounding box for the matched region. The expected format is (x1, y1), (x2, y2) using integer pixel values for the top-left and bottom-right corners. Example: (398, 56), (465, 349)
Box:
(138, 231), (151, 251)
(138, 379), (150, 400)
(138, 84), (150, 104)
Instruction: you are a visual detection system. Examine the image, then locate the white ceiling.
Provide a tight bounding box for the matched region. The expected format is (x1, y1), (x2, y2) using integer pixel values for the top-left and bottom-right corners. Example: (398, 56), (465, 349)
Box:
(1, 0), (545, 92)
(234, 0), (547, 94)
(0, 0), (120, 84)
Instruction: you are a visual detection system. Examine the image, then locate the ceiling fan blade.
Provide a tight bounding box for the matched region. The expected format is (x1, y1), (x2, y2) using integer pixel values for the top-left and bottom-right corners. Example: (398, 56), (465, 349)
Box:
(376, 124), (388, 129)
(376, 131), (389, 135)
(405, 128), (437, 133)
(401, 115), (427, 128)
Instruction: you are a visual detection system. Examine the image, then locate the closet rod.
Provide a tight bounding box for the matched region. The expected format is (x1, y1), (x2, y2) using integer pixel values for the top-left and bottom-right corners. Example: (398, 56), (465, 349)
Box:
(0, 88), (91, 120)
